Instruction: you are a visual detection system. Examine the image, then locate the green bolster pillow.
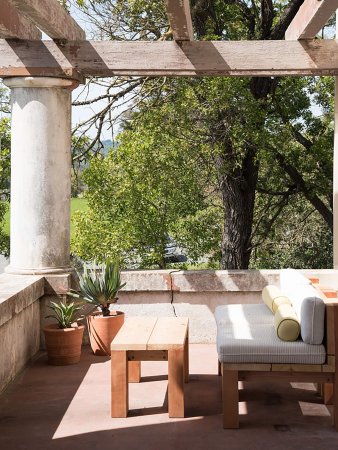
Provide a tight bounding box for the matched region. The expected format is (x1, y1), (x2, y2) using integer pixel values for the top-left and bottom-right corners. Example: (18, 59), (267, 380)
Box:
(274, 304), (300, 341)
(262, 285), (292, 313)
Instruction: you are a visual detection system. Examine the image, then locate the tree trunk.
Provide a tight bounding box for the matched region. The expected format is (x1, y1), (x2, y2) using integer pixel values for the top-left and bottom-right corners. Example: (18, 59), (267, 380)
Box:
(194, 0), (305, 269)
(220, 147), (259, 269)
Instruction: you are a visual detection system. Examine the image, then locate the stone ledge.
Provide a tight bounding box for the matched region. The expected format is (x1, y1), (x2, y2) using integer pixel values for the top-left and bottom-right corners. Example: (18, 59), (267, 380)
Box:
(120, 269), (281, 293)
(120, 269), (338, 293)
(0, 274), (45, 327)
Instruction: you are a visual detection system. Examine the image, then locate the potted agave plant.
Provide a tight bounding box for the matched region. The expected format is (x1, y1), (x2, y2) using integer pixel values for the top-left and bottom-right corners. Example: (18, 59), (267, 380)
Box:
(43, 300), (84, 365)
(69, 259), (126, 356)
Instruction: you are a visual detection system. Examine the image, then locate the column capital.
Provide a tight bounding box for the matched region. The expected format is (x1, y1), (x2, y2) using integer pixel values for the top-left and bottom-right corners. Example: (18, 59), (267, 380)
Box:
(3, 76), (79, 90)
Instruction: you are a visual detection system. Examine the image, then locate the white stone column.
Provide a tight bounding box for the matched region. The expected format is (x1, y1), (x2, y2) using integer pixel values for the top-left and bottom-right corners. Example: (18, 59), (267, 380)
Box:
(3, 77), (74, 274)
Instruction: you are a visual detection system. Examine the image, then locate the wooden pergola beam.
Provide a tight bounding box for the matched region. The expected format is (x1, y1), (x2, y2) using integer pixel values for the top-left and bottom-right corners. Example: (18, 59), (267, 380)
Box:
(2, 39), (338, 78)
(164, 0), (193, 41)
(8, 0), (86, 41)
(285, 0), (338, 40)
(0, 0), (41, 40)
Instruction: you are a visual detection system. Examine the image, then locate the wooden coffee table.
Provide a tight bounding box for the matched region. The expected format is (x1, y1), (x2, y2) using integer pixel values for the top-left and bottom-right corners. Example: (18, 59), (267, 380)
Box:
(111, 316), (189, 418)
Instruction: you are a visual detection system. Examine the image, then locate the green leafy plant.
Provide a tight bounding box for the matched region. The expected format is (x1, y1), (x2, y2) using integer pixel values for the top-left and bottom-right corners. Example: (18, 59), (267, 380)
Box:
(69, 259), (126, 316)
(46, 300), (83, 329)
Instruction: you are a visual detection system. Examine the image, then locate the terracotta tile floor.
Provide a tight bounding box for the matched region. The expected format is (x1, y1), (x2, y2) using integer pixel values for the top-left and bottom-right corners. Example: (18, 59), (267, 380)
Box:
(1, 344), (338, 450)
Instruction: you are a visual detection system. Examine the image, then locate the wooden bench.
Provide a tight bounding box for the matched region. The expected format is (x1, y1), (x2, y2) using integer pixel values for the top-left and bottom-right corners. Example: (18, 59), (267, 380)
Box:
(111, 316), (189, 418)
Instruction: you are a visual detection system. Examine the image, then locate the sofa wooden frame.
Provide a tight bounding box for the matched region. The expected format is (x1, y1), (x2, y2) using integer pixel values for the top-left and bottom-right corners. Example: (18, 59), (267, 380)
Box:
(219, 287), (338, 430)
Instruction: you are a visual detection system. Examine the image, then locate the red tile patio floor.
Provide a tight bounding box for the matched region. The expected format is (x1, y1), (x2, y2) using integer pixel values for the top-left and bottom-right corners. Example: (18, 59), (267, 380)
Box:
(1, 344), (338, 450)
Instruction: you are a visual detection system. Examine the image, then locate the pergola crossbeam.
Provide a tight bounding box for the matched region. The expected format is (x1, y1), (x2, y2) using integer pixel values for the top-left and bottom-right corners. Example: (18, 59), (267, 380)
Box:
(2, 39), (338, 78)
(7, 0), (86, 41)
(164, 0), (193, 41)
(0, 0), (41, 40)
(285, 0), (338, 40)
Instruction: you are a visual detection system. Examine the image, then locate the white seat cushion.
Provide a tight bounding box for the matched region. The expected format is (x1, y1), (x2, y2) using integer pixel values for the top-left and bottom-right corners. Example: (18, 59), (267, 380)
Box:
(215, 304), (326, 365)
(215, 303), (273, 325)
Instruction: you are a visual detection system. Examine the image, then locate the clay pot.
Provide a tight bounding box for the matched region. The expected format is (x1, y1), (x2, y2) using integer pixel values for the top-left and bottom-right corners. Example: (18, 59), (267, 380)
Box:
(87, 311), (125, 356)
(43, 323), (85, 365)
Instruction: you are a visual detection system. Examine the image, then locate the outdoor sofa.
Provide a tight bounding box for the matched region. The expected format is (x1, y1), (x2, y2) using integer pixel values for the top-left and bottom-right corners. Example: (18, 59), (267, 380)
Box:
(215, 269), (338, 429)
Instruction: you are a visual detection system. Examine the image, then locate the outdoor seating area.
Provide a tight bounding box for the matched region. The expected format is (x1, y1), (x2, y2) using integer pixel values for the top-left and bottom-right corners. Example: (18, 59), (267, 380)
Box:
(3, 1), (338, 449)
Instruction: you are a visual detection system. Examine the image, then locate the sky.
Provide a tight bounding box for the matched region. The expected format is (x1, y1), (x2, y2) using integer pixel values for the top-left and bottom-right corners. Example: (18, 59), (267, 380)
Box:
(70, 4), (114, 140)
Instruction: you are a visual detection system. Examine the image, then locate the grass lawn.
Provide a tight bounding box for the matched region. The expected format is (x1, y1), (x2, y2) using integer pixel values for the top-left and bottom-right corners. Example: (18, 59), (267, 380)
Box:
(70, 198), (88, 236)
(2, 198), (88, 238)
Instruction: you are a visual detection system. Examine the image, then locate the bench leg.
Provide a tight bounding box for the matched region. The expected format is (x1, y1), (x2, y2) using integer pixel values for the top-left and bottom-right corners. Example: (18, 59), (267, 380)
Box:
(168, 348), (184, 418)
(128, 361), (141, 383)
(222, 367), (239, 429)
(111, 350), (128, 417)
(324, 382), (334, 405)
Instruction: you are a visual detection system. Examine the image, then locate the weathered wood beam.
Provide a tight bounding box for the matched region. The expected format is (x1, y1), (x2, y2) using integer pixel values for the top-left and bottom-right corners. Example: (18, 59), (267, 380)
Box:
(164, 0), (193, 41)
(8, 0), (85, 41)
(285, 0), (338, 40)
(1, 39), (338, 78)
(0, 0), (41, 39)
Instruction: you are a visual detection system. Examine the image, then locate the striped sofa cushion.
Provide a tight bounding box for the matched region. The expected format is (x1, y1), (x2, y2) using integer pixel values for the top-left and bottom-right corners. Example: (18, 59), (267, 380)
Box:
(215, 304), (326, 365)
(215, 303), (273, 326)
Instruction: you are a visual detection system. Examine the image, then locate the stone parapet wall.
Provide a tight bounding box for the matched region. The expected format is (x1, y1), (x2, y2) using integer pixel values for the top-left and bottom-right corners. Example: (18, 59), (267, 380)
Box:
(118, 269), (281, 307)
(0, 272), (76, 395)
(0, 274), (44, 394)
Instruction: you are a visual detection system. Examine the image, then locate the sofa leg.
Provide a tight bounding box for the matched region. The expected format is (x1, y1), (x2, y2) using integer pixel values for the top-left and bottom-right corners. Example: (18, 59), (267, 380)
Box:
(222, 367), (239, 429)
(334, 371), (338, 430)
(324, 383), (334, 405)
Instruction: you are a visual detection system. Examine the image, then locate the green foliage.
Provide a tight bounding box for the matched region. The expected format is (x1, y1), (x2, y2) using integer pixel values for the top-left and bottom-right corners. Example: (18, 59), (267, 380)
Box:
(71, 99), (215, 267)
(251, 197), (332, 269)
(69, 259), (126, 316)
(72, 1), (334, 270)
(71, 135), (92, 197)
(45, 300), (83, 329)
(0, 118), (11, 197)
(71, 73), (335, 270)
(0, 118), (11, 256)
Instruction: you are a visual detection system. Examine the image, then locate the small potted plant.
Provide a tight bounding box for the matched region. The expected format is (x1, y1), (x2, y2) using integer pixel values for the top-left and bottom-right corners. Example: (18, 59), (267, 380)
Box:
(43, 300), (84, 365)
(69, 259), (126, 356)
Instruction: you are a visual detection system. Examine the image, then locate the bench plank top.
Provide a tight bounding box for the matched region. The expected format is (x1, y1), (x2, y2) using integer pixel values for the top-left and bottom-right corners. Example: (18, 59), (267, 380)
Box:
(147, 317), (189, 350)
(111, 316), (189, 351)
(111, 317), (157, 350)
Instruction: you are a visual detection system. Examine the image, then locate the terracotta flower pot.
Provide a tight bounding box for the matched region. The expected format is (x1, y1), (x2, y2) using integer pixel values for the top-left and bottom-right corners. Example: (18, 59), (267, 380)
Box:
(87, 311), (125, 356)
(43, 323), (85, 365)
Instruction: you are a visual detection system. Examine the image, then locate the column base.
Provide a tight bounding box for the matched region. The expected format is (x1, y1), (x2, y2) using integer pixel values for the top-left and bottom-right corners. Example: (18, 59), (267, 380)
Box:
(5, 265), (74, 275)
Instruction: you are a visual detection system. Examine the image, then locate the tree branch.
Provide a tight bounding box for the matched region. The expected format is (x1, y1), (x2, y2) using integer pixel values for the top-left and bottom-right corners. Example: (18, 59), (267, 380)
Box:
(251, 187), (294, 249)
(275, 150), (333, 231)
(270, 0), (305, 40)
(260, 0), (274, 39)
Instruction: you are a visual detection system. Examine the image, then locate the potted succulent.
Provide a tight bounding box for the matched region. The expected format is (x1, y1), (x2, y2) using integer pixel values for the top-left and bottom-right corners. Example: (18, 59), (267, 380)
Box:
(69, 259), (126, 356)
(43, 300), (84, 365)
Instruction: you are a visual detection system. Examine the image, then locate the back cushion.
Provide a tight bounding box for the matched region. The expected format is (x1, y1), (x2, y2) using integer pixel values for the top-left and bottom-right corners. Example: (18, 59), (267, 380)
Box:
(283, 284), (325, 345)
(279, 269), (311, 291)
(262, 285), (292, 313)
(274, 303), (300, 341)
(300, 296), (326, 345)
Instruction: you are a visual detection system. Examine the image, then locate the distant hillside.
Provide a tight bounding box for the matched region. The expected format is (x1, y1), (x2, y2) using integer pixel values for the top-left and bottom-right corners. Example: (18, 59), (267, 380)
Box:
(101, 139), (115, 155)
